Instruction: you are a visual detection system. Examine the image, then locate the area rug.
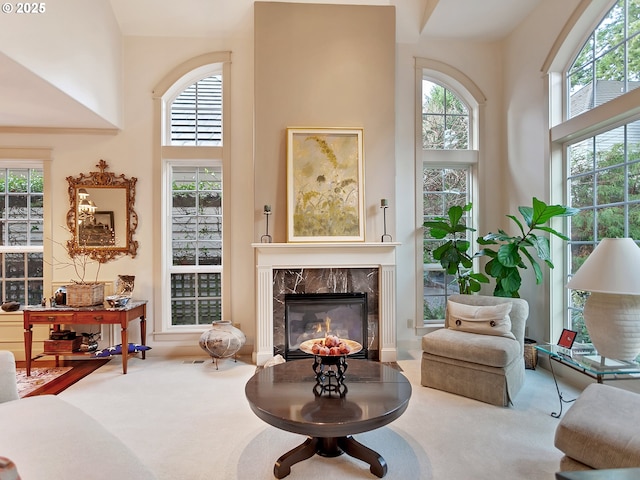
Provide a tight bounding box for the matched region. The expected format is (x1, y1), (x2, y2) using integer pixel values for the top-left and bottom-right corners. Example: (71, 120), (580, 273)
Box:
(15, 359), (110, 398)
(15, 366), (72, 397)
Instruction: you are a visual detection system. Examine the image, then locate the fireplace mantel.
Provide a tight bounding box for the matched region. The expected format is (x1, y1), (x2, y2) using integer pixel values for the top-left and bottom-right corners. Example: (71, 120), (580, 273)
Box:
(252, 242), (399, 365)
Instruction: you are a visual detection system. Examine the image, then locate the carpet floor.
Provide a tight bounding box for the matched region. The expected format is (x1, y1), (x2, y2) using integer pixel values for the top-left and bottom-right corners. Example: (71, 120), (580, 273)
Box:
(56, 352), (580, 479)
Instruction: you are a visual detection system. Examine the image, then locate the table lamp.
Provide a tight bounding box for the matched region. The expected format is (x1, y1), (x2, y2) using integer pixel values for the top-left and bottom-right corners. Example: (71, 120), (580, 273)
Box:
(566, 238), (640, 361)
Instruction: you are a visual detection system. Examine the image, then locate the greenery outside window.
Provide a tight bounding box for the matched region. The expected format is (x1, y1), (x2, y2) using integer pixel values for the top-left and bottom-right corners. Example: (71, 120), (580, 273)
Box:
(169, 164), (222, 326)
(554, 0), (640, 344)
(419, 76), (476, 325)
(0, 167), (43, 306)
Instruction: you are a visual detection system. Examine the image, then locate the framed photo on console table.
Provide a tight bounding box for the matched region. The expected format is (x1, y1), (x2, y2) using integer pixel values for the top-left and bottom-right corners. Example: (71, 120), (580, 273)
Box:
(286, 127), (364, 242)
(557, 328), (577, 349)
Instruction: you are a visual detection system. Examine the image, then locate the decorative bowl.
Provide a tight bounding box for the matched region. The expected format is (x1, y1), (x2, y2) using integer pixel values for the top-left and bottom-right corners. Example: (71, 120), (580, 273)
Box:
(105, 295), (131, 308)
(299, 338), (363, 357)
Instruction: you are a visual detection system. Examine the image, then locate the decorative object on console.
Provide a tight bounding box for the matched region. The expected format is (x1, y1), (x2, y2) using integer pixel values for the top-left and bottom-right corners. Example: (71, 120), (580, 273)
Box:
(65, 283), (104, 307)
(199, 321), (246, 369)
(557, 328), (577, 349)
(115, 275), (135, 297)
(105, 295), (130, 308)
(54, 286), (66, 306)
(566, 237), (640, 361)
(261, 205), (272, 243)
(380, 198), (392, 242)
(286, 127), (365, 242)
(0, 302), (19, 312)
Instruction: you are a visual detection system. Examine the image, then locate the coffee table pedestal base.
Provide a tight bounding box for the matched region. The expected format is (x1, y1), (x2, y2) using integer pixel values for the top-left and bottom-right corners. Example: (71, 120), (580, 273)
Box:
(274, 435), (387, 479)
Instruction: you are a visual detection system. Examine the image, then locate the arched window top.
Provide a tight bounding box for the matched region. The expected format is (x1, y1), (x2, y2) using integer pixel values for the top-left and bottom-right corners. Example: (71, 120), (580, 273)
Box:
(154, 51), (230, 147)
(568, 0), (640, 118)
(422, 80), (469, 150)
(169, 74), (222, 146)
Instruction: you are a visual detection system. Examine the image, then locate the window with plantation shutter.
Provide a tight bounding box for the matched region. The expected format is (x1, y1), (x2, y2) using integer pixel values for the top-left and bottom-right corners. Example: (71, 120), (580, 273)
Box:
(170, 75), (222, 146)
(158, 53), (229, 333)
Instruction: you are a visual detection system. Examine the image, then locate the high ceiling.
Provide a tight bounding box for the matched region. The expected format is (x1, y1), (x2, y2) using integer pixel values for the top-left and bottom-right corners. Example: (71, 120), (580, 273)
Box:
(0, 0), (541, 130)
(108, 0), (541, 42)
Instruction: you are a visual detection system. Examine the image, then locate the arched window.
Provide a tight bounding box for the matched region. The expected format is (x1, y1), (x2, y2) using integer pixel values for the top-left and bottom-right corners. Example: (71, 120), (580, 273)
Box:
(549, 0), (640, 344)
(169, 75), (222, 146)
(154, 52), (230, 333)
(416, 59), (483, 326)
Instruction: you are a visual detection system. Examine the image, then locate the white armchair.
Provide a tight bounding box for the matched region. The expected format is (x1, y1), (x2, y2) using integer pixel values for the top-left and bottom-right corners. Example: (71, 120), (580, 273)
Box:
(0, 350), (19, 403)
(421, 294), (529, 407)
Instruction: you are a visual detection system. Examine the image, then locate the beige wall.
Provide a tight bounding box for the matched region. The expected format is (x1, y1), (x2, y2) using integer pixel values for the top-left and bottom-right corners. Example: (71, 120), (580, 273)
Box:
(254, 2), (396, 243)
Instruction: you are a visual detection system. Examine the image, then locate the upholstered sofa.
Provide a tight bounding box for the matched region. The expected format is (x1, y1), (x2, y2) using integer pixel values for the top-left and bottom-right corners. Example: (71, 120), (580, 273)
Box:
(0, 350), (157, 479)
(421, 294), (529, 407)
(555, 383), (640, 471)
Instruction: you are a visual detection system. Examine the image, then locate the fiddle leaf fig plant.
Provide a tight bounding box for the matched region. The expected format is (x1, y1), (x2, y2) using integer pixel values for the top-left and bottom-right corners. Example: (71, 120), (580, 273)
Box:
(423, 203), (489, 295)
(477, 197), (578, 298)
(424, 198), (578, 298)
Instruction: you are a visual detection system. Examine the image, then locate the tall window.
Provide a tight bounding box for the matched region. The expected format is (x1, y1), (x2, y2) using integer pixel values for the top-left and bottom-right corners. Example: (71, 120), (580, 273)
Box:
(417, 69), (479, 325)
(158, 53), (229, 332)
(168, 163), (222, 326)
(0, 166), (44, 306)
(553, 0), (640, 343)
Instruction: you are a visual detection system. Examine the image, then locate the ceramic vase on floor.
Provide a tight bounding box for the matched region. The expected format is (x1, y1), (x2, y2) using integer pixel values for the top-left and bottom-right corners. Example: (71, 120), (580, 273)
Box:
(199, 321), (246, 369)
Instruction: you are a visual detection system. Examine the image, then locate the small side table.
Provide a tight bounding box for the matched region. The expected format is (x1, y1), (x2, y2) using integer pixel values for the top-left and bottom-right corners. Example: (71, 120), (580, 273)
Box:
(23, 301), (148, 376)
(535, 343), (640, 418)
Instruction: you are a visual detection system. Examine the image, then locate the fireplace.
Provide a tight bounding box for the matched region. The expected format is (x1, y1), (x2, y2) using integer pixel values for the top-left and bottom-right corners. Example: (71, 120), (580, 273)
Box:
(252, 242), (398, 366)
(284, 292), (368, 360)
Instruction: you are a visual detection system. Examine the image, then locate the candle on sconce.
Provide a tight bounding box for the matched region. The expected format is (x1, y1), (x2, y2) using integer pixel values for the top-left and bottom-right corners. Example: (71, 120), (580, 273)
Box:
(264, 205), (271, 213)
(380, 198), (388, 207)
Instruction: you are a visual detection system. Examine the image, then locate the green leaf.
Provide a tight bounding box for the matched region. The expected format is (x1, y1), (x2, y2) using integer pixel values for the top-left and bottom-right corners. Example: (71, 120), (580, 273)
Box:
(534, 225), (570, 241)
(520, 247), (544, 284)
(507, 214), (526, 235)
(497, 267), (522, 297)
(448, 205), (463, 226)
(528, 234), (551, 262)
(432, 241), (453, 260)
(497, 243), (521, 268)
(429, 228), (449, 239)
(528, 197), (579, 226)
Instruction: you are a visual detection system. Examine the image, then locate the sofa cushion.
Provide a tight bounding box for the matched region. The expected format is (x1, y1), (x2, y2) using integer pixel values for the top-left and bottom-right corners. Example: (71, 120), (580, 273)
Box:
(447, 300), (515, 340)
(421, 327), (521, 367)
(0, 395), (157, 479)
(555, 383), (640, 469)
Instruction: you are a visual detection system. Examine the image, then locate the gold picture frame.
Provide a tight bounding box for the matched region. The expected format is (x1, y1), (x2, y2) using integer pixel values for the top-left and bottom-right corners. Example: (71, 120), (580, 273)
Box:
(287, 127), (365, 242)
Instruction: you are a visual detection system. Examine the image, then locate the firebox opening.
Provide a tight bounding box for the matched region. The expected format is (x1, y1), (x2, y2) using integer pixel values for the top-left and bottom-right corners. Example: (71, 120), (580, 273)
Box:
(284, 292), (368, 360)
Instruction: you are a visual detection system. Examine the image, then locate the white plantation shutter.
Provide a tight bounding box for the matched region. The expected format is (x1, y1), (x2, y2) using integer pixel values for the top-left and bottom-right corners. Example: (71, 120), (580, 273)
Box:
(170, 75), (222, 146)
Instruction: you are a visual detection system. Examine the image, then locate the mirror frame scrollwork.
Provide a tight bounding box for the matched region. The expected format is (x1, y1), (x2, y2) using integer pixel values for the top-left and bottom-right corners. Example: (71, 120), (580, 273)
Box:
(66, 160), (139, 263)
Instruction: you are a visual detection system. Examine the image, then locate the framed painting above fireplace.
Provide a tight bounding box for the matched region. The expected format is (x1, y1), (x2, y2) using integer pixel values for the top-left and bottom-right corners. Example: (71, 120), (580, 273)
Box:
(286, 127), (364, 242)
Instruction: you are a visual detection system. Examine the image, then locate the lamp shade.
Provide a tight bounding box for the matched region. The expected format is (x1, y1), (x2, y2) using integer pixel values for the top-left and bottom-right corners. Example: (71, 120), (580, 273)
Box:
(566, 238), (640, 295)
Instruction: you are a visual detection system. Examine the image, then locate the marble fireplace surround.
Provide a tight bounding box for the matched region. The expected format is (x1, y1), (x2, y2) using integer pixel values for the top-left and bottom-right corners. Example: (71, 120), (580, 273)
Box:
(252, 242), (398, 366)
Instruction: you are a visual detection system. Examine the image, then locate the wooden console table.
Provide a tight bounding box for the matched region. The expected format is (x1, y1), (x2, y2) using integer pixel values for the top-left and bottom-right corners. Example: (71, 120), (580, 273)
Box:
(23, 301), (147, 376)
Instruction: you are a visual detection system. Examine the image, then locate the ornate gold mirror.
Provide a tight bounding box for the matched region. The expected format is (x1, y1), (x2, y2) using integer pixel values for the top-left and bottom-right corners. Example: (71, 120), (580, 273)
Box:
(66, 160), (138, 262)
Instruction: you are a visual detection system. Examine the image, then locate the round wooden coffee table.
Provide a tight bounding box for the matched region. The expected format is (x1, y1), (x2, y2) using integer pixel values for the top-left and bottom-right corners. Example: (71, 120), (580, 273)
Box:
(245, 358), (412, 478)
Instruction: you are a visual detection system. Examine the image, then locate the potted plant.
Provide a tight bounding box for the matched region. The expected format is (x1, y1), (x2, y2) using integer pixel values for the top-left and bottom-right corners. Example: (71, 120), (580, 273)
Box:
(424, 197), (578, 298)
(423, 203), (489, 294)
